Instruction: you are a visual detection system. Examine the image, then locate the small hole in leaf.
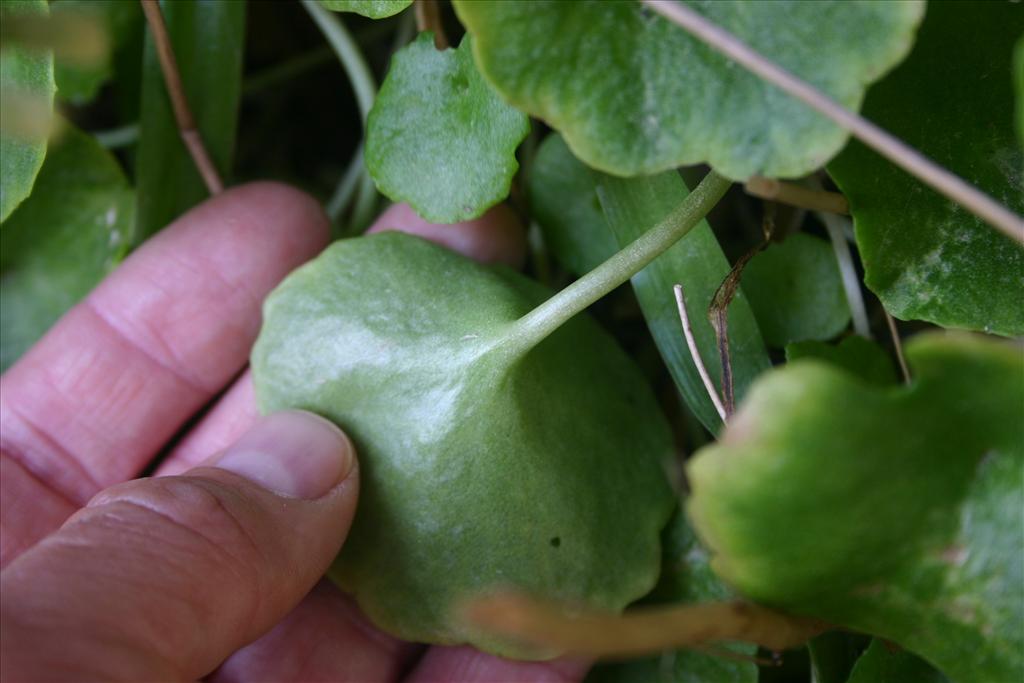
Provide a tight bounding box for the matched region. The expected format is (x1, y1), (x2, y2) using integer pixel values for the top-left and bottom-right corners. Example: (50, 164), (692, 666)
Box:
(550, 536), (561, 548)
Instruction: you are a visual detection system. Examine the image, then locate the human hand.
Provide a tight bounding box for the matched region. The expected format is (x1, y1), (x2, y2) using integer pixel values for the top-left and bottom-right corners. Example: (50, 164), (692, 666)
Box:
(0, 183), (587, 682)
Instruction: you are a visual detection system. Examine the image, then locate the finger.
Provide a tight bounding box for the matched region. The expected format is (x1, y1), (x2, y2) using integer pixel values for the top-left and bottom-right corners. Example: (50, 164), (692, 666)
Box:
(156, 371), (259, 477)
(405, 646), (590, 683)
(369, 202), (527, 267)
(1, 411), (357, 682)
(0, 183), (328, 538)
(210, 580), (420, 683)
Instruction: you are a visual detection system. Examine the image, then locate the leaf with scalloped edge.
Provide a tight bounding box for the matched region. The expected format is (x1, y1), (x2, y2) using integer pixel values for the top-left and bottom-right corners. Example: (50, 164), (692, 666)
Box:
(688, 333), (1024, 683)
(828, 1), (1024, 336)
(367, 33), (530, 223)
(318, 0), (411, 19)
(1, 124), (133, 370)
(453, 0), (923, 179)
(1, 0), (55, 223)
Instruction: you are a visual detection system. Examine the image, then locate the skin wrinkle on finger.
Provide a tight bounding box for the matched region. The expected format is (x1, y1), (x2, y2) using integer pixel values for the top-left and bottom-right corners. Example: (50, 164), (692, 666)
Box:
(0, 182), (330, 566)
(0, 455), (76, 568)
(1, 470), (358, 681)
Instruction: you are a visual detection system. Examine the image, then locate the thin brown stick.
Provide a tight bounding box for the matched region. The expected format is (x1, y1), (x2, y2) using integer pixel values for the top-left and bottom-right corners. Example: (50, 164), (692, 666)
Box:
(884, 310), (911, 384)
(139, 0), (223, 195)
(674, 285), (727, 422)
(415, 0), (448, 49)
(745, 176), (849, 215)
(642, 0), (1024, 245)
(462, 592), (828, 658)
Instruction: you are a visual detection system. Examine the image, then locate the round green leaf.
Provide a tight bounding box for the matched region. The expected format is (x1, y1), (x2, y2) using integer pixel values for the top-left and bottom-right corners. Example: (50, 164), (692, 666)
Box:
(828, 2), (1024, 336)
(318, 0), (411, 19)
(741, 233), (851, 347)
(1, 124), (133, 370)
(453, 0), (923, 179)
(252, 232), (675, 656)
(688, 334), (1024, 683)
(367, 33), (529, 223)
(1, 0), (55, 223)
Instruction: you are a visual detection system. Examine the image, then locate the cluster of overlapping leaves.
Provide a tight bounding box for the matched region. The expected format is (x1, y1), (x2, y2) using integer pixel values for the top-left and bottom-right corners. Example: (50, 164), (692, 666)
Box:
(1, 2), (1020, 682)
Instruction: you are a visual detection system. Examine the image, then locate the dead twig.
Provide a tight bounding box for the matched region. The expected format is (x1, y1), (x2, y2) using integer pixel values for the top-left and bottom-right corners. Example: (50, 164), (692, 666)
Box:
(884, 309), (912, 384)
(462, 592), (828, 658)
(415, 0), (448, 49)
(745, 176), (849, 215)
(674, 285), (728, 422)
(641, 0), (1024, 245)
(139, 0), (223, 195)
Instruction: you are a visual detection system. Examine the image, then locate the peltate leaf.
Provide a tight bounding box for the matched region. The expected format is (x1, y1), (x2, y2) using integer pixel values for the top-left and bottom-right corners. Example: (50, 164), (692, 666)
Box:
(785, 335), (897, 387)
(135, 0), (245, 241)
(687, 334), (1024, 683)
(845, 639), (950, 683)
(318, 0), (411, 19)
(453, 0), (923, 179)
(367, 33), (530, 223)
(828, 1), (1024, 336)
(741, 233), (850, 347)
(252, 232), (675, 657)
(1, 124), (133, 370)
(52, 0), (141, 105)
(0, 0), (55, 223)
(586, 511), (757, 683)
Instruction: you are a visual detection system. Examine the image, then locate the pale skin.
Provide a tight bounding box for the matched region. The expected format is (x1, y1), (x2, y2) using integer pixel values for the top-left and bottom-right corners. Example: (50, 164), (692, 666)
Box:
(0, 182), (586, 682)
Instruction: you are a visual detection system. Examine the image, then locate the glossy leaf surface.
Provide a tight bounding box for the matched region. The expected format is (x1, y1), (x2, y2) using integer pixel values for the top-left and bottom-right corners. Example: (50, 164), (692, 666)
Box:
(828, 1), (1024, 336)
(367, 34), (529, 223)
(135, 0), (245, 241)
(845, 640), (949, 683)
(252, 232), (675, 656)
(688, 334), (1024, 682)
(319, 0), (411, 19)
(0, 0), (55, 223)
(52, 0), (141, 105)
(785, 336), (897, 387)
(453, 0), (922, 179)
(1, 125), (132, 370)
(586, 511), (757, 683)
(741, 233), (850, 347)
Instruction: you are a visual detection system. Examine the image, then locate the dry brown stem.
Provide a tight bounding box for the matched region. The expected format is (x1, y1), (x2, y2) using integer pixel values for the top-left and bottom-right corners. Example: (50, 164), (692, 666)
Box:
(415, 0), (448, 49)
(745, 177), (849, 215)
(462, 592), (828, 658)
(139, 0), (223, 195)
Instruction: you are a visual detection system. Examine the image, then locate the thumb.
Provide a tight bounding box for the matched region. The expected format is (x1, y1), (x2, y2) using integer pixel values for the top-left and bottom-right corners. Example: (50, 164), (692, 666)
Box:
(1, 411), (358, 682)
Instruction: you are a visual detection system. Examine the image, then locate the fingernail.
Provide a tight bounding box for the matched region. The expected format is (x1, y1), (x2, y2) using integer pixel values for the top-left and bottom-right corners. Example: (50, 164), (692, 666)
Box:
(214, 411), (354, 499)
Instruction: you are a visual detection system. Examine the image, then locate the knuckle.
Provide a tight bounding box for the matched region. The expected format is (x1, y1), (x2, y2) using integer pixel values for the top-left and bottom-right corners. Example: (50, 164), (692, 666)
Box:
(86, 476), (269, 576)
